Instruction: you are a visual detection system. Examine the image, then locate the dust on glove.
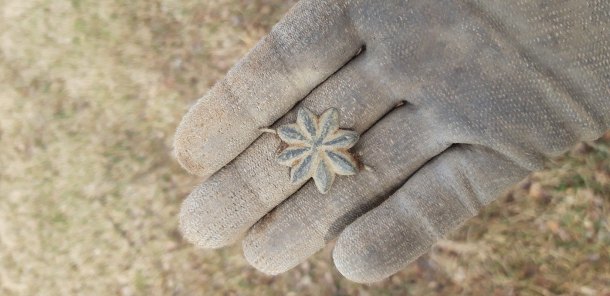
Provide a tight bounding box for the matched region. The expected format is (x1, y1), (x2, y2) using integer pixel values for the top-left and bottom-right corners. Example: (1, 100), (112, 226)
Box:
(174, 0), (610, 283)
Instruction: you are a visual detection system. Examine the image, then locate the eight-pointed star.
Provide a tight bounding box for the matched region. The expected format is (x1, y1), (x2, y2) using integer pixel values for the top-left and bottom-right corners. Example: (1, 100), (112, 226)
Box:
(275, 107), (360, 194)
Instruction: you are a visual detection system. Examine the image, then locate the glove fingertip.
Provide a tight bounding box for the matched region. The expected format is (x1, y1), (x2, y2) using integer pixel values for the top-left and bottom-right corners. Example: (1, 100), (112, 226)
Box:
(333, 225), (397, 283)
(173, 145), (207, 177)
(242, 231), (290, 276)
(173, 108), (212, 178)
(178, 193), (233, 249)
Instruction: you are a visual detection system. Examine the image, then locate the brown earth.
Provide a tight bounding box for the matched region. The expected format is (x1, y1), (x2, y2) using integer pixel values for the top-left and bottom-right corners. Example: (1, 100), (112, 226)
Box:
(1, 1), (608, 295)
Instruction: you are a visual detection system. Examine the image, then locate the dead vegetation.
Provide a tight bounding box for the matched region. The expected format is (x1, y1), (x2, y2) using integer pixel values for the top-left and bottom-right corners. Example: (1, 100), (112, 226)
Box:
(1, 1), (608, 295)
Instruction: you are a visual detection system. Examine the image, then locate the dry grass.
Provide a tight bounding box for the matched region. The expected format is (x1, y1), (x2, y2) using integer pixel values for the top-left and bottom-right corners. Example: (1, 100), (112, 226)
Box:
(0, 1), (608, 295)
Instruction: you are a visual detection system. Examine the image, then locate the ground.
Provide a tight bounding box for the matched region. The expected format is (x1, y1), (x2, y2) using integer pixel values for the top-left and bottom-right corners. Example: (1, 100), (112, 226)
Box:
(0, 0), (608, 295)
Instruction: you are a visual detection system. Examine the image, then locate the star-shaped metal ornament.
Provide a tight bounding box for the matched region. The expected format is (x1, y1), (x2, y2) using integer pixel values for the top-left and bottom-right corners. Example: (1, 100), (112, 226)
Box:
(274, 107), (360, 194)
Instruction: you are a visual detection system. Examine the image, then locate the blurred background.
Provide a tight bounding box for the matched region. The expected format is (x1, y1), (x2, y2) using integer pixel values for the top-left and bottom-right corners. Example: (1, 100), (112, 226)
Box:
(1, 0), (609, 295)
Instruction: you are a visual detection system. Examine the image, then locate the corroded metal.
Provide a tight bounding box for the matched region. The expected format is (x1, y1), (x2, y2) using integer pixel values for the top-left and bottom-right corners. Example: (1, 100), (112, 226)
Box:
(275, 107), (360, 194)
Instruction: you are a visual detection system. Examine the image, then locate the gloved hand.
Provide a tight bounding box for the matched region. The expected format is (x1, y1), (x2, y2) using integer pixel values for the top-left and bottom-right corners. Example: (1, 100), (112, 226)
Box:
(174, 0), (610, 283)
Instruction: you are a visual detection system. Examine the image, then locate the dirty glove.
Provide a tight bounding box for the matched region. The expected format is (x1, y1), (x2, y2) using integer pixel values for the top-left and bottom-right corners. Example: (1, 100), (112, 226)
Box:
(174, 0), (610, 283)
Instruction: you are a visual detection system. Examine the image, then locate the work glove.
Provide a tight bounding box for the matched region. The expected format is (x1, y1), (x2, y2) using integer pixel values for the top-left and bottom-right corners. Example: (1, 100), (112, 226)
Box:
(174, 0), (610, 283)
